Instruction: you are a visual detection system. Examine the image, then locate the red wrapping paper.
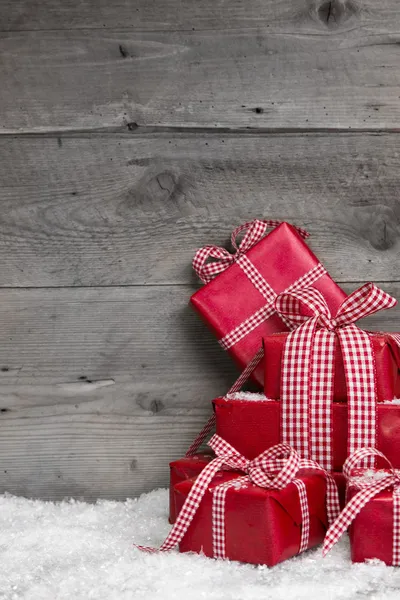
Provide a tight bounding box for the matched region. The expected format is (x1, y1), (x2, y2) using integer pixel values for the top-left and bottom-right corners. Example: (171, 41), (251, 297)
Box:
(191, 223), (346, 385)
(214, 397), (400, 472)
(264, 332), (400, 402)
(174, 469), (329, 566)
(169, 453), (214, 524)
(347, 479), (395, 564)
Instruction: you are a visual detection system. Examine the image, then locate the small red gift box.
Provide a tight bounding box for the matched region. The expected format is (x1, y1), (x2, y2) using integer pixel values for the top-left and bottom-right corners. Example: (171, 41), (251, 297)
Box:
(136, 438), (340, 565)
(190, 220), (346, 385)
(169, 452), (214, 524)
(323, 448), (400, 566)
(175, 468), (330, 566)
(214, 396), (400, 473)
(264, 332), (400, 402)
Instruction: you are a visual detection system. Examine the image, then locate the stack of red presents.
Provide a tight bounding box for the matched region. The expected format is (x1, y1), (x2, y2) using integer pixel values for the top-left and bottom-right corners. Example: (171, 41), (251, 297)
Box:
(138, 220), (400, 567)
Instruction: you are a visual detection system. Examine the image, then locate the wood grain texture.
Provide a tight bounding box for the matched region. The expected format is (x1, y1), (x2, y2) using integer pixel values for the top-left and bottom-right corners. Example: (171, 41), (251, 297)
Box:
(0, 132), (399, 286)
(0, 0), (398, 32)
(2, 25), (400, 132)
(0, 282), (399, 500)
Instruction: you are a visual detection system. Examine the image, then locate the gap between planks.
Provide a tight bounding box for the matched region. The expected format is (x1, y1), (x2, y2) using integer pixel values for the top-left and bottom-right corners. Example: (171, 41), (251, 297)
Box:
(1, 126), (400, 138)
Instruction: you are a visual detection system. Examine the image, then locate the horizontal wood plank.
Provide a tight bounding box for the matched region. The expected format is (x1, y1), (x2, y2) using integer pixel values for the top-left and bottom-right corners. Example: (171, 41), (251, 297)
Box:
(1, 26), (400, 131)
(0, 285), (236, 499)
(0, 132), (399, 286)
(0, 282), (399, 499)
(1, 0), (398, 32)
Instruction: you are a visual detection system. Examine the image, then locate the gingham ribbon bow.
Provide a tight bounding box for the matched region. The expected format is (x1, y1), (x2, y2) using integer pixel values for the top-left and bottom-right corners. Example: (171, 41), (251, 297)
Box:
(193, 219), (309, 284)
(323, 448), (400, 565)
(275, 283), (397, 470)
(193, 219), (327, 352)
(136, 437), (340, 559)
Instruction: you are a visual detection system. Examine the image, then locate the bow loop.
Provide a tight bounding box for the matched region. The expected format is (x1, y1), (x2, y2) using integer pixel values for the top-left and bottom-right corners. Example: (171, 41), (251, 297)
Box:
(334, 282), (397, 327)
(192, 245), (236, 284)
(230, 219), (269, 253)
(275, 287), (333, 329)
(342, 447), (400, 484)
(208, 434), (250, 472)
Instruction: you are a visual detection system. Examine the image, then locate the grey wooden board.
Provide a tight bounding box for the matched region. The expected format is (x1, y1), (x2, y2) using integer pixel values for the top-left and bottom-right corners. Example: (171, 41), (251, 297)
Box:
(0, 132), (399, 287)
(0, 282), (399, 500)
(2, 26), (400, 132)
(1, 0), (398, 32)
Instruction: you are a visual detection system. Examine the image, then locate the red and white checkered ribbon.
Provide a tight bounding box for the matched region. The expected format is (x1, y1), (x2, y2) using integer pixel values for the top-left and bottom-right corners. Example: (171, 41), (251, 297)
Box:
(323, 448), (400, 564)
(136, 438), (341, 558)
(193, 220), (326, 351)
(275, 283), (397, 471)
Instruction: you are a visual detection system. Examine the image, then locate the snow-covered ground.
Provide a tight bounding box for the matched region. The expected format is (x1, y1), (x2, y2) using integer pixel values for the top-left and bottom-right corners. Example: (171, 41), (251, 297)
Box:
(1, 490), (399, 600)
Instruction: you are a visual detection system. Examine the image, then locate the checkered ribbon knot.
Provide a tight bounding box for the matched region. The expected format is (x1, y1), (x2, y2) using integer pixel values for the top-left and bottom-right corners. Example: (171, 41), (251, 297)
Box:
(193, 219), (328, 353)
(323, 448), (400, 565)
(274, 283), (397, 471)
(136, 437), (340, 559)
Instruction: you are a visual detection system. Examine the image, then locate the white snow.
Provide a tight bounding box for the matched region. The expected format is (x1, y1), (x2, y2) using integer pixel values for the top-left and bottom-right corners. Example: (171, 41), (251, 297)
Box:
(1, 492), (400, 599)
(225, 392), (269, 401)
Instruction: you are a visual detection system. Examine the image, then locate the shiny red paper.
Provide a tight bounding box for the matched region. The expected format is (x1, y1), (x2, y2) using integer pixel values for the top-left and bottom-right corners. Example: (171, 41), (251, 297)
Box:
(264, 332), (400, 402)
(190, 223), (346, 385)
(214, 398), (400, 472)
(169, 453), (214, 524)
(174, 469), (329, 566)
(347, 480), (395, 564)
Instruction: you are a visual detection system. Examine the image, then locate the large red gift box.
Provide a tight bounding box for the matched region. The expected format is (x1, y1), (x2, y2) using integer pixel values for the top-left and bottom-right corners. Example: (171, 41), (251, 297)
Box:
(213, 396), (400, 472)
(264, 332), (400, 402)
(174, 468), (330, 566)
(169, 453), (214, 524)
(191, 221), (346, 385)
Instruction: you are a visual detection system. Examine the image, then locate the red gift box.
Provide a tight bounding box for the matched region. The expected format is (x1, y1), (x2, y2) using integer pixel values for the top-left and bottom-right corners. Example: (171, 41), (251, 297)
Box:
(264, 332), (400, 402)
(175, 468), (330, 566)
(169, 452), (214, 524)
(347, 477), (396, 564)
(323, 448), (400, 565)
(214, 396), (400, 473)
(191, 220), (346, 385)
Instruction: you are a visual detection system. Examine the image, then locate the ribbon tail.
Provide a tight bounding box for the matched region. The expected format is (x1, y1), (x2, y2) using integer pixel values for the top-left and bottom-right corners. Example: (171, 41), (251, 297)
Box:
(292, 479), (310, 553)
(135, 457), (225, 553)
(185, 414), (216, 457)
(323, 478), (390, 556)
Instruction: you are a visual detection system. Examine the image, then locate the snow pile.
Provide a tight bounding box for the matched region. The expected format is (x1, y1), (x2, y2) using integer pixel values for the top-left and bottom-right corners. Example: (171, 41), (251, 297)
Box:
(225, 392), (268, 401)
(1, 491), (400, 599)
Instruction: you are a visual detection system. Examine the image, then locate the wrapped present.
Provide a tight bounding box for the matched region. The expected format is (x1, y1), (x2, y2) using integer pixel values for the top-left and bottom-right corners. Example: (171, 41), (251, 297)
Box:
(264, 332), (400, 402)
(323, 448), (400, 565)
(137, 437), (340, 567)
(214, 395), (400, 498)
(262, 283), (397, 471)
(190, 219), (346, 385)
(169, 452), (214, 524)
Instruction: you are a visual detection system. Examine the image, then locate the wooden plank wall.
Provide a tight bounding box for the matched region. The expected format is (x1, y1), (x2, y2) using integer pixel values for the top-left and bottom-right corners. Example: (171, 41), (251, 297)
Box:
(0, 0), (399, 500)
